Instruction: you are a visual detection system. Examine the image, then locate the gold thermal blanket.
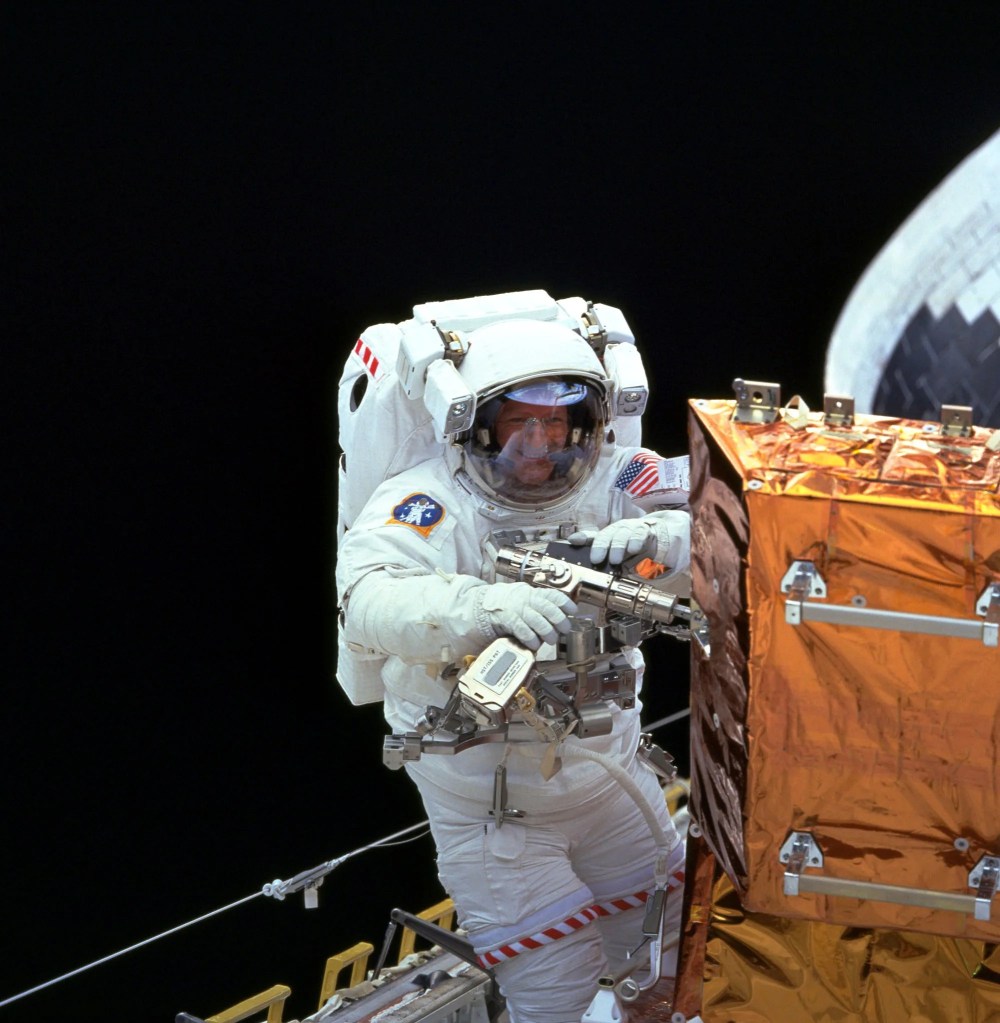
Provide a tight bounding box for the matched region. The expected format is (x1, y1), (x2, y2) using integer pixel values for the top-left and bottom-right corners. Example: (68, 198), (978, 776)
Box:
(688, 398), (1000, 941)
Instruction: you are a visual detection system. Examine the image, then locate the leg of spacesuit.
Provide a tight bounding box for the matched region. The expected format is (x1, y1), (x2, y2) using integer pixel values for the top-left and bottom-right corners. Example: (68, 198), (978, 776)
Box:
(416, 794), (609, 1022)
(492, 925), (609, 1023)
(411, 756), (683, 1022)
(576, 759), (686, 985)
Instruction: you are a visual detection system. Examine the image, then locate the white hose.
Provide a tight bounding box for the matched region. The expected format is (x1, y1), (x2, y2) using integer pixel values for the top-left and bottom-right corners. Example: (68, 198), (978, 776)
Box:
(555, 744), (673, 871)
(535, 743), (675, 997)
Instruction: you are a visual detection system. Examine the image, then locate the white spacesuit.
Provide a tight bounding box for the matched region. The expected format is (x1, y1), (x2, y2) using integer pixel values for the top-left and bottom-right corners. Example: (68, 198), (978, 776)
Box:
(336, 309), (690, 1023)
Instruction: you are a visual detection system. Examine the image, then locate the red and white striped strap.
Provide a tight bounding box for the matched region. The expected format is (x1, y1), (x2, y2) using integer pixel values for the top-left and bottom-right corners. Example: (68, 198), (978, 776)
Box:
(352, 337), (382, 378)
(476, 870), (685, 969)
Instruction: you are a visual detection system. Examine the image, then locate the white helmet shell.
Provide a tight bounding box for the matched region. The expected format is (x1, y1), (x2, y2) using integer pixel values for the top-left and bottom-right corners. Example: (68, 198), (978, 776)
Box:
(459, 318), (610, 400)
(448, 318), (611, 514)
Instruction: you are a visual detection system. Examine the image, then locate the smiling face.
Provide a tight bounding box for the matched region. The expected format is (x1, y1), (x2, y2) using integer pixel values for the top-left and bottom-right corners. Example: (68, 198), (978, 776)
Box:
(494, 399), (571, 484)
(459, 375), (606, 511)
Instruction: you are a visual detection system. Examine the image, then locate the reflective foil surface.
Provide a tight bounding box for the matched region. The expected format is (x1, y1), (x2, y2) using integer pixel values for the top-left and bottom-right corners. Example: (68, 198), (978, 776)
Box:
(675, 839), (1000, 1022)
(688, 398), (1000, 941)
(709, 868), (1000, 1021)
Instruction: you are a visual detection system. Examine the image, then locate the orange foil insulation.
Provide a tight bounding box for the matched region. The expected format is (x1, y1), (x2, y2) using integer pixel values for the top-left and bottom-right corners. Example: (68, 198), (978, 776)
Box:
(688, 397), (1000, 941)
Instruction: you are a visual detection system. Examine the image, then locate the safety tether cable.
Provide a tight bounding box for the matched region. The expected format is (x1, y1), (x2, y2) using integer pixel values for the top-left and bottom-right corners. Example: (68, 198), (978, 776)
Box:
(0, 714), (688, 1010)
(644, 706), (691, 732)
(0, 820), (431, 1011)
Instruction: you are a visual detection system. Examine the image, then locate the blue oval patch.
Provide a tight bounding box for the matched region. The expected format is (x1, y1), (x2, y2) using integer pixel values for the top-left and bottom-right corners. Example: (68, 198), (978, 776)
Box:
(387, 493), (446, 537)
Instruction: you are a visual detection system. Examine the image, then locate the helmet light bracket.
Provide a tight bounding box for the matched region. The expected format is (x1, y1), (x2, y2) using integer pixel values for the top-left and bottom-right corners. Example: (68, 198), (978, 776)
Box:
(582, 300), (609, 356)
(424, 359), (476, 438)
(396, 321), (445, 401)
(604, 342), (649, 418)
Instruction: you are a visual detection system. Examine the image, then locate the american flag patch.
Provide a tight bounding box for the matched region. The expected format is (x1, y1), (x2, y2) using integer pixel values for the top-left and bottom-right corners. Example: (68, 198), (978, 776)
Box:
(613, 451), (663, 497)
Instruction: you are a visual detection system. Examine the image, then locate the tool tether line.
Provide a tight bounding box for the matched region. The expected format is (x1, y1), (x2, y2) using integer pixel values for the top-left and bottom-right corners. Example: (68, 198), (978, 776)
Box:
(0, 820), (431, 1010)
(0, 714), (689, 1010)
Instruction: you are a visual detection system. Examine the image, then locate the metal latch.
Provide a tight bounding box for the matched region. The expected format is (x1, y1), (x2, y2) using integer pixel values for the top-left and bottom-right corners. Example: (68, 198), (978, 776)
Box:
(638, 733), (677, 784)
(977, 582), (1000, 641)
(941, 404), (973, 437)
(969, 856), (1000, 921)
(581, 300), (608, 355)
(823, 393), (855, 427)
(690, 603), (710, 657)
(732, 378), (781, 424)
(779, 830), (1000, 922)
(383, 733), (423, 769)
(433, 321), (469, 365)
(489, 763), (524, 829)
(782, 561), (1000, 648)
(779, 831), (824, 896)
(780, 561), (827, 619)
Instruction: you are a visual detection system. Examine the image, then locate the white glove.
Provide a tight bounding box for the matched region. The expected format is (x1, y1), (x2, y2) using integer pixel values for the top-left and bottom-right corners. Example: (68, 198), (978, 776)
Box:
(569, 510), (691, 570)
(343, 570), (579, 663)
(475, 582), (578, 650)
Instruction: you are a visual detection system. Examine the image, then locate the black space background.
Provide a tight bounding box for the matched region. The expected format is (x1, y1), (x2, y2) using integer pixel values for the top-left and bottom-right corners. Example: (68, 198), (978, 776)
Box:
(4, 6), (999, 1022)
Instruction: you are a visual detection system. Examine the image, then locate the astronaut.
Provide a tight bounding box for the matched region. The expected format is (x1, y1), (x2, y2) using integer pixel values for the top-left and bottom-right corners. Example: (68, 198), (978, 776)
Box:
(336, 314), (690, 1022)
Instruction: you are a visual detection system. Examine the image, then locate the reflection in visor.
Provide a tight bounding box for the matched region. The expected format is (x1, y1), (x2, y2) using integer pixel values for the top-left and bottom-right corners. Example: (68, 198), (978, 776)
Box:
(461, 377), (606, 511)
(502, 380), (589, 406)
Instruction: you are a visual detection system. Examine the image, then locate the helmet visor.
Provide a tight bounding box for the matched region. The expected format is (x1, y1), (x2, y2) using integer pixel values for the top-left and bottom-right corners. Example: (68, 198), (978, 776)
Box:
(463, 377), (606, 509)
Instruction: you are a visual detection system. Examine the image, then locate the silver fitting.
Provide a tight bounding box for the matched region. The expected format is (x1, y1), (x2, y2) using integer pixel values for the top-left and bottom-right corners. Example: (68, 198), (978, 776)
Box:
(732, 378), (781, 424)
(823, 394), (855, 427)
(779, 831), (824, 896)
(969, 856), (1000, 921)
(382, 733), (423, 769)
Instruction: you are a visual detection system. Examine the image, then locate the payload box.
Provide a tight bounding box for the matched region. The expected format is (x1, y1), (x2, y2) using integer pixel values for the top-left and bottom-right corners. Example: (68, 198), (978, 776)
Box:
(687, 385), (1000, 941)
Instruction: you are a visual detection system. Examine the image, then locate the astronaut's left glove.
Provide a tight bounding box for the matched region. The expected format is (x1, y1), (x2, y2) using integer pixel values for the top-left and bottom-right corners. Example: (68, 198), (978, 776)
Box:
(568, 510), (691, 572)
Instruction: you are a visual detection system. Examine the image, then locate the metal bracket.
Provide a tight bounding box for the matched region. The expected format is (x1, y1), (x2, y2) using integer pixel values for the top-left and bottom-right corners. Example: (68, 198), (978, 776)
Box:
(780, 831), (1000, 921)
(969, 856), (1000, 921)
(779, 831), (824, 896)
(382, 733), (424, 769)
(941, 404), (974, 437)
(823, 394), (855, 427)
(690, 607), (711, 657)
(977, 583), (1000, 618)
(780, 560), (828, 599)
(781, 560), (827, 625)
(581, 300), (608, 356)
(732, 378), (781, 424)
(434, 322), (469, 365)
(638, 733), (678, 784)
(384, 726), (520, 767)
(977, 583), (1000, 650)
(488, 763), (524, 829)
(782, 561), (1000, 648)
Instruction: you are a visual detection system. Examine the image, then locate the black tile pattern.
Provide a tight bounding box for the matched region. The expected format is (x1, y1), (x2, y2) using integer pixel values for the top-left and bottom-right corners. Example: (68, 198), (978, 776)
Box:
(874, 303), (1000, 427)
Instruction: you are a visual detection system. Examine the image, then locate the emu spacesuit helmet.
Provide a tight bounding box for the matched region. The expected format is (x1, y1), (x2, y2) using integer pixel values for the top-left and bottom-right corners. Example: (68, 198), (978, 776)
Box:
(451, 319), (610, 511)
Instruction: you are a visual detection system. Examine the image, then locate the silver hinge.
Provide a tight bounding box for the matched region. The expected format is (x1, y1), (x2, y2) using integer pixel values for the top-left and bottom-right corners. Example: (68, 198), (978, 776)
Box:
(782, 561), (1000, 648)
(780, 831), (1000, 922)
(732, 378), (781, 424)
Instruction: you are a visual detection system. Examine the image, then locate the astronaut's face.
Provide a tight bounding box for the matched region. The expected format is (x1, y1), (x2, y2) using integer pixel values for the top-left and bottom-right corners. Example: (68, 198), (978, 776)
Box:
(494, 399), (570, 484)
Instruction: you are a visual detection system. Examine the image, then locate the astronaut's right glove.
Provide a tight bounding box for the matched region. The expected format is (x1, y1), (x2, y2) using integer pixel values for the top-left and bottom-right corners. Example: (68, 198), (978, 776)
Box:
(568, 510), (691, 571)
(474, 581), (578, 650)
